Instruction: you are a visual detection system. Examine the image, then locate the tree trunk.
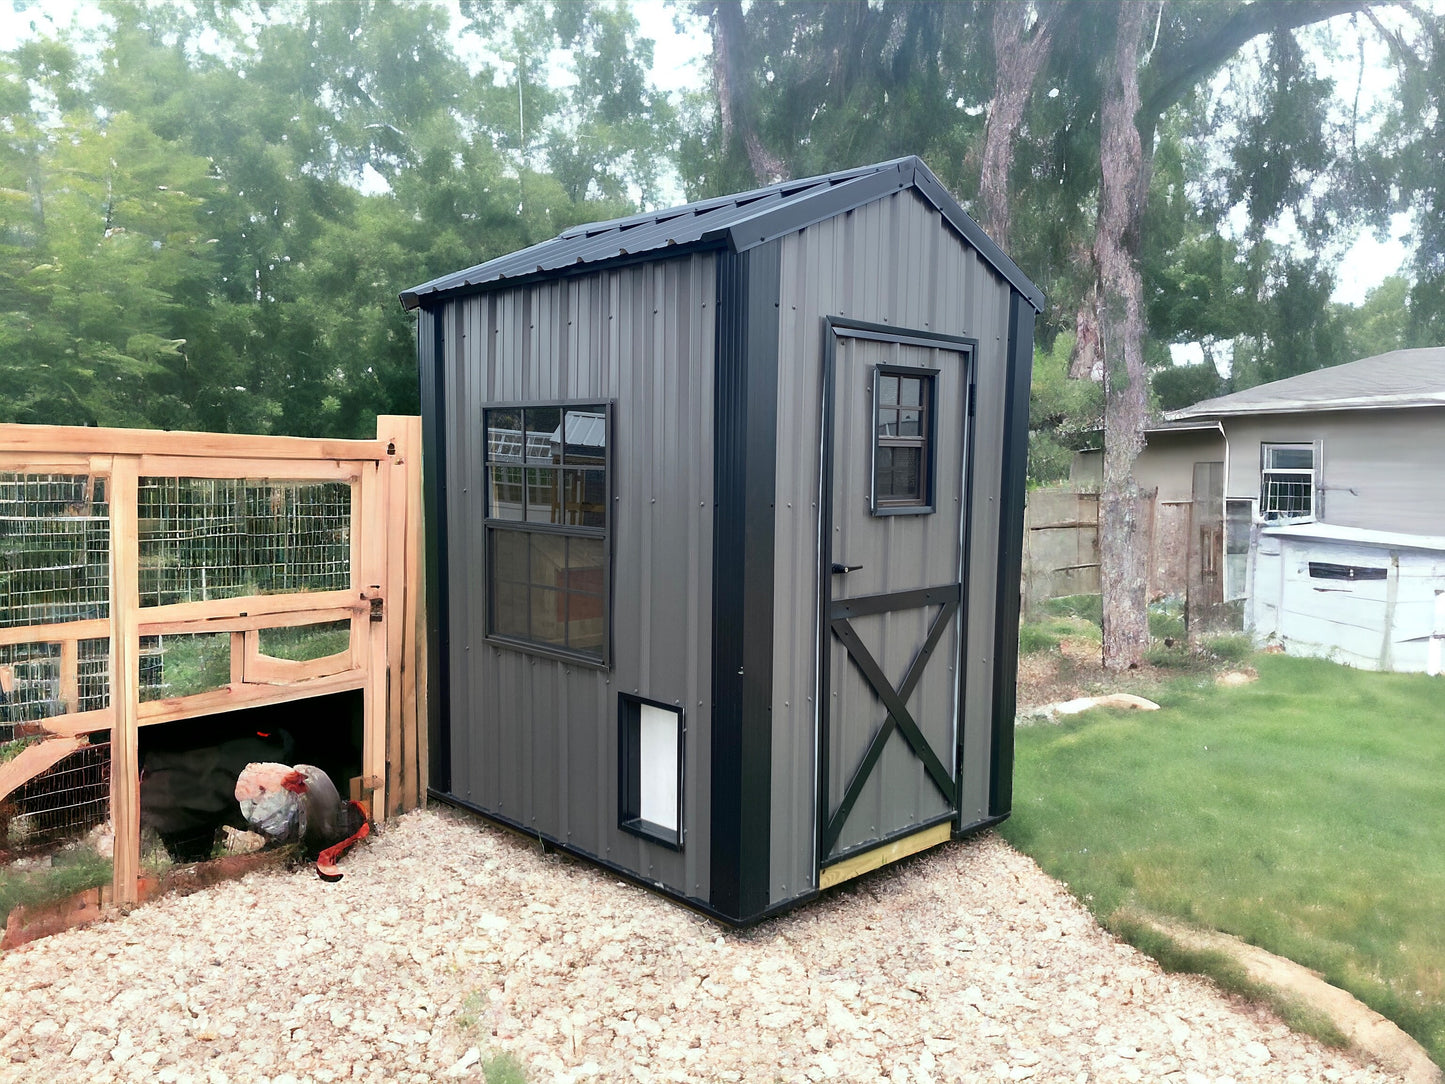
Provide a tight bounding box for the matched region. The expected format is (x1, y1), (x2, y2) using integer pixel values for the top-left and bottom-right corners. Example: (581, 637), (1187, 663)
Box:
(978, 3), (1058, 248)
(1093, 1), (1152, 670)
(707, 0), (789, 186)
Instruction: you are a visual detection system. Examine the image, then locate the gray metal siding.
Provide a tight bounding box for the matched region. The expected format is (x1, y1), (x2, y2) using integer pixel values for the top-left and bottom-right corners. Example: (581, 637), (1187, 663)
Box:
(436, 253), (716, 903)
(1223, 409), (1445, 536)
(770, 190), (1016, 904)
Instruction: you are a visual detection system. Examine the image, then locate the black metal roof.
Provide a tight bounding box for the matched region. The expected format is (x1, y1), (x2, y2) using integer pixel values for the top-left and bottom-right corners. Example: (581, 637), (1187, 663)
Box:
(399, 156), (1045, 313)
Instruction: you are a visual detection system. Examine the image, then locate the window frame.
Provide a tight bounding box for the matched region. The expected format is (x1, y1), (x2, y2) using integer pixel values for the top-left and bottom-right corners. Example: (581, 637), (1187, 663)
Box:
(870, 363), (939, 516)
(482, 399), (613, 668)
(1223, 496), (1255, 602)
(1259, 442), (1317, 524)
(617, 693), (684, 850)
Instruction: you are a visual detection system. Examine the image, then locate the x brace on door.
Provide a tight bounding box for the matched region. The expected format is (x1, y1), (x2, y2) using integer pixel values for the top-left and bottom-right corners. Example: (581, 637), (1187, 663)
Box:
(822, 583), (961, 859)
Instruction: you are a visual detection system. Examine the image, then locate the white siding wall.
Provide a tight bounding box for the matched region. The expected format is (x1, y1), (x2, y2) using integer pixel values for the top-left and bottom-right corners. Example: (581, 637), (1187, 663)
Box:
(1250, 529), (1445, 673)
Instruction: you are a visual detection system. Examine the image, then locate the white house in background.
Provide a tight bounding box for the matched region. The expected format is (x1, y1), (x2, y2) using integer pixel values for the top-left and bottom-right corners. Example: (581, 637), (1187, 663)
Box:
(1167, 347), (1445, 673)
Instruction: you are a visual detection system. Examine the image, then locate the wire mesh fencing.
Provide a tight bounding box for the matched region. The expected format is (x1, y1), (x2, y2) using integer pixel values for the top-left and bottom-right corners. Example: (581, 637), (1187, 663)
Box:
(0, 473), (110, 629)
(0, 639), (112, 740)
(0, 470), (359, 871)
(138, 477), (352, 606)
(0, 740), (111, 856)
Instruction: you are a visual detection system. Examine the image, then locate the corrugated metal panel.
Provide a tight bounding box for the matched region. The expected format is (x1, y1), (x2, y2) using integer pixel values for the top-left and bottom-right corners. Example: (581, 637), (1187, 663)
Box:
(769, 189), (1017, 904)
(401, 157), (1044, 314)
(437, 252), (716, 903)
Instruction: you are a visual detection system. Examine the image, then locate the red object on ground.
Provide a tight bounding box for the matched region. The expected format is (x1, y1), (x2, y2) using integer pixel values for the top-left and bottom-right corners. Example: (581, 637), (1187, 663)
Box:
(315, 801), (371, 882)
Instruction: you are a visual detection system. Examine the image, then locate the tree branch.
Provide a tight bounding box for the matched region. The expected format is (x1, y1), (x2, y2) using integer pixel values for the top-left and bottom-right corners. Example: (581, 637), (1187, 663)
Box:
(1141, 0), (1371, 135)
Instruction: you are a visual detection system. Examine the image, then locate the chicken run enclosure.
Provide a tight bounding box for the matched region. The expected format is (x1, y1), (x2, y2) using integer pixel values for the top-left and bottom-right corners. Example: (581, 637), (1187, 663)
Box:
(0, 420), (426, 925)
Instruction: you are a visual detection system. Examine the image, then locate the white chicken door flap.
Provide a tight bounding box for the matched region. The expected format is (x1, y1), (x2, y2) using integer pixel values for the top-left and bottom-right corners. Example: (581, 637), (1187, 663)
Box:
(638, 704), (679, 832)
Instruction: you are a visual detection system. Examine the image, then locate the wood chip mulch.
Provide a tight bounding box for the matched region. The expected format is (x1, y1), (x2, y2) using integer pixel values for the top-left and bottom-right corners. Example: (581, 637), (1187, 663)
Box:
(0, 807), (1405, 1084)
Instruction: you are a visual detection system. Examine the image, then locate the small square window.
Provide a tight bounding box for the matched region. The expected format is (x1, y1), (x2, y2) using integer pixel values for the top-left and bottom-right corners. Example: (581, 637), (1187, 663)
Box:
(618, 694), (683, 849)
(872, 366), (937, 514)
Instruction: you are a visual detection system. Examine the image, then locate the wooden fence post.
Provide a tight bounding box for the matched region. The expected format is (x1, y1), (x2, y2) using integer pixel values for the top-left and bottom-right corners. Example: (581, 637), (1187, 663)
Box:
(108, 457), (141, 906)
(377, 415), (426, 814)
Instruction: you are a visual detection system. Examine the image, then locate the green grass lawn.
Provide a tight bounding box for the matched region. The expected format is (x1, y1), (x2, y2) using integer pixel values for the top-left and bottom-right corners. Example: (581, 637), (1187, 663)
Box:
(1001, 654), (1445, 1065)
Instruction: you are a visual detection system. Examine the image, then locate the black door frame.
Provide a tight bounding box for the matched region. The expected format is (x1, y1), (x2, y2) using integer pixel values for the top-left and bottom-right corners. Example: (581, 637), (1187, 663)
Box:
(817, 317), (979, 870)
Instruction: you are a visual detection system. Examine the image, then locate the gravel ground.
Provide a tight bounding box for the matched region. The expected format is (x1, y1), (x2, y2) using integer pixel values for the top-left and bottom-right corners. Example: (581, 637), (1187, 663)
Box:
(0, 808), (1405, 1084)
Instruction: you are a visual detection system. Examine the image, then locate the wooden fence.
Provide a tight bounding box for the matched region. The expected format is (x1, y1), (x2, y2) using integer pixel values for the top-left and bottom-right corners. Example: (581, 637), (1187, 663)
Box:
(0, 417), (425, 905)
(1022, 483), (1224, 628)
(1021, 489), (1102, 620)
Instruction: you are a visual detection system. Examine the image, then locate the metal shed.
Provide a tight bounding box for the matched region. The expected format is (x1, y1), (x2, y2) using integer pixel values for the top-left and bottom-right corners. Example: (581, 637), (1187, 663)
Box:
(402, 156), (1043, 925)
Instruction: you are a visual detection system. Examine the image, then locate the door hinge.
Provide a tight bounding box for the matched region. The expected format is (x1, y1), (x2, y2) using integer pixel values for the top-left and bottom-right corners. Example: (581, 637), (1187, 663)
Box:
(968, 382), (977, 418)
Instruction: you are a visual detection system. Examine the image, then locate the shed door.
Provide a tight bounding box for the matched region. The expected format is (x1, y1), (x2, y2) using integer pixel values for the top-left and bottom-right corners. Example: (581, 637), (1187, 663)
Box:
(820, 326), (971, 868)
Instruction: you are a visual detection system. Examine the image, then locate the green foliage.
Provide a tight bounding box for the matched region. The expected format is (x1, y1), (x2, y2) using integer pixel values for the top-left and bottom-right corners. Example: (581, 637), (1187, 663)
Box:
(1003, 655), (1445, 1065)
(1201, 633), (1253, 664)
(1019, 622), (1060, 655)
(0, 736), (43, 763)
(1224, 31), (1336, 236)
(257, 623), (351, 663)
(1146, 599), (1185, 642)
(0, 0), (1440, 447)
(457, 990), (486, 1031)
(678, 3), (991, 205)
(0, 1), (677, 438)
(1028, 334), (1102, 487)
(454, 988), (527, 1082)
(1229, 254), (1349, 389)
(1041, 593), (1103, 626)
(0, 845), (112, 927)
(482, 1053), (528, 1084)
(1019, 614), (1102, 655)
(1337, 276), (1413, 360)
(1151, 362), (1224, 412)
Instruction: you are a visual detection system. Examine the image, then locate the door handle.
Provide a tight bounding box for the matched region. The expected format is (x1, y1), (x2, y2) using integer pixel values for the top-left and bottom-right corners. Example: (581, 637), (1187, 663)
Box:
(831, 562), (863, 574)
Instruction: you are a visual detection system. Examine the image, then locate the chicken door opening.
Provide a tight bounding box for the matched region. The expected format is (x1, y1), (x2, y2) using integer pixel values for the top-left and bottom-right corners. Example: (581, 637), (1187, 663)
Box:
(138, 691), (363, 861)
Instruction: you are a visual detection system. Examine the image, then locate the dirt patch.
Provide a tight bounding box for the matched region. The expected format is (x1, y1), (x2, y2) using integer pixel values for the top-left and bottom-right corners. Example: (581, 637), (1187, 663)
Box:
(1016, 636), (1212, 716)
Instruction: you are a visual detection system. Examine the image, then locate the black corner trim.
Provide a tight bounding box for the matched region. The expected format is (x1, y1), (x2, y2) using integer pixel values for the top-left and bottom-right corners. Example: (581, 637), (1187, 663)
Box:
(709, 242), (781, 923)
(419, 307), (453, 795)
(990, 293), (1035, 817)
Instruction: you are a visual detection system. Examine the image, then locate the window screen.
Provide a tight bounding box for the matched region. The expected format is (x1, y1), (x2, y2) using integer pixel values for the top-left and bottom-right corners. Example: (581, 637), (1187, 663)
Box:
(873, 367), (937, 513)
(484, 403), (610, 662)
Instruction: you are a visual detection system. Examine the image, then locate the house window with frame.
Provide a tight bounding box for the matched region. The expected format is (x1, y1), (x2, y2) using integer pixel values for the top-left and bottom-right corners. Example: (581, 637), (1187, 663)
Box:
(1260, 443), (1315, 523)
(872, 366), (937, 514)
(484, 402), (610, 663)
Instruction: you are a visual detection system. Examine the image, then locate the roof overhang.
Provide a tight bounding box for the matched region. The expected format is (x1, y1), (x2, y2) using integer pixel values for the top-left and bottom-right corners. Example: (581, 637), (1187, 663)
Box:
(1168, 394), (1445, 422)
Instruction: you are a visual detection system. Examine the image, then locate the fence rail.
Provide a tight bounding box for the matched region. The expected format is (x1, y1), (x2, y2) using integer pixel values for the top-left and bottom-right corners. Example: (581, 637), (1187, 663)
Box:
(0, 417), (425, 905)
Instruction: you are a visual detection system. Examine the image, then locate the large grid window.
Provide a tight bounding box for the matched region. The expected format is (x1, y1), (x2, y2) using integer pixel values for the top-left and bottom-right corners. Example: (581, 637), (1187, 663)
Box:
(1260, 443), (1315, 523)
(872, 366), (937, 513)
(484, 403), (609, 662)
